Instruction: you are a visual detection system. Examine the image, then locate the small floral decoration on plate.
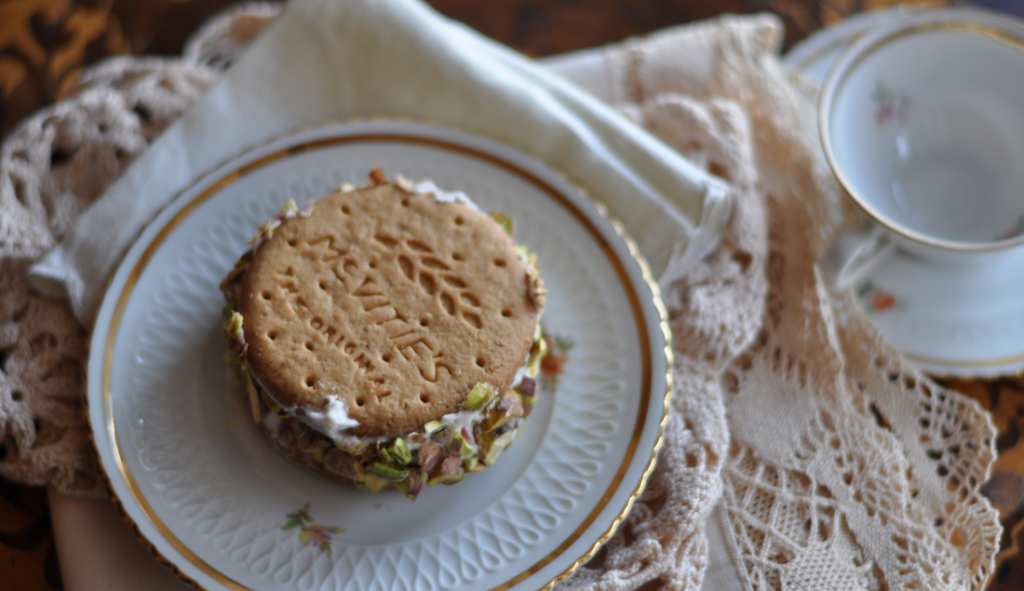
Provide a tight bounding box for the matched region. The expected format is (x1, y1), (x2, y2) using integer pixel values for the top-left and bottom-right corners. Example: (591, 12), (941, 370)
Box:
(541, 335), (574, 390)
(283, 504), (344, 555)
(857, 281), (907, 314)
(872, 81), (911, 127)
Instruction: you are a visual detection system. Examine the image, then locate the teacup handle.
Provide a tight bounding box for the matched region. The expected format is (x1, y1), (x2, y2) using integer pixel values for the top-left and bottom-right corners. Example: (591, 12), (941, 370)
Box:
(822, 224), (896, 292)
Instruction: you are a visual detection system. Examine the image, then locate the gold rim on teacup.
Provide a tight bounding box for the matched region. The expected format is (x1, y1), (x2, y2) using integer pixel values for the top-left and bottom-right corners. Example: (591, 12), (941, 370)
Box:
(820, 9), (1024, 255)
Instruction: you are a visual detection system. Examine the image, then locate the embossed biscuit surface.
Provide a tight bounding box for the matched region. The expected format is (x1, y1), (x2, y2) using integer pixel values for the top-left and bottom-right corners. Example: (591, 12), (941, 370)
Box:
(241, 185), (538, 437)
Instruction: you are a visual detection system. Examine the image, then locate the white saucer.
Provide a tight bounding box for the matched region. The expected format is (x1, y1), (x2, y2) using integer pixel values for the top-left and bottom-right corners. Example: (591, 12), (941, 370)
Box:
(786, 6), (1024, 377)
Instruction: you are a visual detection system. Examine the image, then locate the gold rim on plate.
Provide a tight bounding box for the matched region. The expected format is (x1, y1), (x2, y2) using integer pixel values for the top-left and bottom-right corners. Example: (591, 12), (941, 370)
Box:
(93, 123), (673, 591)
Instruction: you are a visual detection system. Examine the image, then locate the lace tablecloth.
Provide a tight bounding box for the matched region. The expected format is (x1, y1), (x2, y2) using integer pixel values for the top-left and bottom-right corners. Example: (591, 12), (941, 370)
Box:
(1, 1), (1018, 590)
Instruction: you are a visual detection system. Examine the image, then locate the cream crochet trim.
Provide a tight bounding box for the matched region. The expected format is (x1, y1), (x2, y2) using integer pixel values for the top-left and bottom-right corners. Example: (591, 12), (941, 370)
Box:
(0, 3), (268, 496)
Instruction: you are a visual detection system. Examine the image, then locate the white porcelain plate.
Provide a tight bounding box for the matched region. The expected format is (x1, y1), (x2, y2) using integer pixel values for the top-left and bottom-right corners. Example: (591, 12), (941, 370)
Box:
(787, 7), (1024, 377)
(86, 120), (671, 591)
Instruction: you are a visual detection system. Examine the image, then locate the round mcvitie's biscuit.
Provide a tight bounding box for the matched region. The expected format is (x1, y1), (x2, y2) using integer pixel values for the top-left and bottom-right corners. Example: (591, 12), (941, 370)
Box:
(239, 181), (538, 438)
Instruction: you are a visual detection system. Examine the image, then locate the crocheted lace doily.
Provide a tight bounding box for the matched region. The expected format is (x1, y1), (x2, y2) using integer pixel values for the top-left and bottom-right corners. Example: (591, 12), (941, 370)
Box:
(0, 2), (273, 496)
(0, 4), (999, 591)
(600, 15), (1000, 591)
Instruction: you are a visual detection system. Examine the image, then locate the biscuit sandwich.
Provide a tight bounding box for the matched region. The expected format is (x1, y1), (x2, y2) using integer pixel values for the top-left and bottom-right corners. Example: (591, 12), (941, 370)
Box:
(220, 169), (547, 499)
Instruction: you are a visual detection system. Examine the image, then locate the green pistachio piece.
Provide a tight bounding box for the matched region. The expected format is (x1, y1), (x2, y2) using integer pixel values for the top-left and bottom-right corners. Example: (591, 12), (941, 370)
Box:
(428, 455), (465, 485)
(424, 421), (445, 435)
(364, 472), (389, 493)
(527, 336), (548, 378)
(370, 462), (409, 480)
(388, 438), (413, 466)
(451, 431), (474, 457)
(428, 472), (466, 486)
(313, 450), (324, 462)
(462, 382), (495, 410)
(222, 311), (244, 343)
(406, 474), (426, 500)
(352, 461), (365, 480)
(484, 391), (524, 432)
(463, 457), (483, 472)
(483, 430), (517, 466)
(489, 212), (514, 235)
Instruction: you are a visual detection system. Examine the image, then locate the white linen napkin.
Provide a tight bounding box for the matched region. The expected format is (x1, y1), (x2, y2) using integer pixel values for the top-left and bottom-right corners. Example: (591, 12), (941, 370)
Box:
(28, 0), (730, 324)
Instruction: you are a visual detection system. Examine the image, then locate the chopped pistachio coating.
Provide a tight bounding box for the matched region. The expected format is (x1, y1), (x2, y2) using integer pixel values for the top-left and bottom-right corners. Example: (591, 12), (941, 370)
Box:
(364, 473), (389, 493)
(451, 431), (474, 457)
(370, 462), (408, 480)
(483, 430), (517, 466)
(489, 212), (514, 235)
(462, 382), (495, 410)
(388, 438), (413, 466)
(428, 472), (466, 486)
(527, 333), (548, 377)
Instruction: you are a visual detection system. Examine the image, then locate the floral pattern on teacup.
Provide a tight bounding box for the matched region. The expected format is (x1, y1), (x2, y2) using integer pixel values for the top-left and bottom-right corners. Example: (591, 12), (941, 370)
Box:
(857, 281), (907, 314)
(872, 81), (911, 127)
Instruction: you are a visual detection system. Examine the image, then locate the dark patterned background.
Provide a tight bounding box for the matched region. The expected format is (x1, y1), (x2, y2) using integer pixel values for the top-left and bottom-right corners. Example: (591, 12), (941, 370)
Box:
(1, 1), (1023, 590)
(0, 0), (953, 139)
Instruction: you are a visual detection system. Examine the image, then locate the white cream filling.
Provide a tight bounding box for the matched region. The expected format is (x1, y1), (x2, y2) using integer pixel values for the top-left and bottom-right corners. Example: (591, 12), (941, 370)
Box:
(252, 374), (390, 450)
(510, 346), (535, 390)
(395, 176), (482, 212)
(256, 345), (537, 455)
(251, 374), (364, 447)
(261, 409), (281, 434)
(304, 395), (360, 437)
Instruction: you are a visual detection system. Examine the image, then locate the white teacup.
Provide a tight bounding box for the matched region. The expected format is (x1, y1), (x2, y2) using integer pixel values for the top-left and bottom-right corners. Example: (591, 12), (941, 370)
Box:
(819, 8), (1024, 290)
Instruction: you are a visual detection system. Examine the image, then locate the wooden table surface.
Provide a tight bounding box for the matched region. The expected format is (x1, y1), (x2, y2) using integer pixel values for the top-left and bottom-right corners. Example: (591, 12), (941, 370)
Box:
(1, 1), (1023, 590)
